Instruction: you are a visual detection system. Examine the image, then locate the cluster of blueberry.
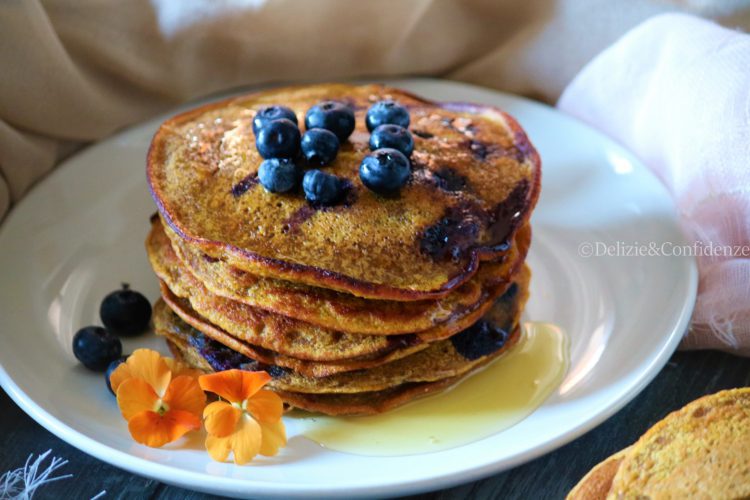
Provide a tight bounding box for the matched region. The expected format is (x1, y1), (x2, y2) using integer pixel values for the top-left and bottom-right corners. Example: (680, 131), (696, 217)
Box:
(252, 99), (414, 205)
(361, 100), (413, 194)
(71, 285), (152, 394)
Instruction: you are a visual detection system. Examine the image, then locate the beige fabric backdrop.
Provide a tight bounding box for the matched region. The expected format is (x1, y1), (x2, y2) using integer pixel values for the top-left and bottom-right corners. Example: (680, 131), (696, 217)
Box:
(2, 0), (750, 219)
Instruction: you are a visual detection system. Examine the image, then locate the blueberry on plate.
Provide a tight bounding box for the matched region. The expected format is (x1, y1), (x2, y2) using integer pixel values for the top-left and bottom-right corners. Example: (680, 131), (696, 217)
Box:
(369, 124), (414, 156)
(105, 356), (128, 395)
(100, 284), (152, 336)
(252, 105), (298, 135)
(255, 118), (301, 159)
(365, 100), (410, 132)
(359, 148), (411, 194)
(258, 158), (300, 193)
(304, 101), (355, 141)
(302, 169), (344, 205)
(301, 128), (340, 166)
(72, 326), (122, 371)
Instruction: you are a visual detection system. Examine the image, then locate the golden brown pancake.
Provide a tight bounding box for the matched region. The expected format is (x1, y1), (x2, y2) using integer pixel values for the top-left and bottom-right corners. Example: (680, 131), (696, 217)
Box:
(166, 336), (490, 416)
(148, 218), (413, 361)
(569, 388), (750, 499)
(148, 216), (528, 337)
(167, 327), (520, 415)
(566, 448), (630, 500)
(157, 291), (425, 377)
(156, 217), (530, 334)
(158, 281), (417, 363)
(608, 387), (750, 498)
(154, 288), (520, 393)
(274, 378), (466, 416)
(153, 265), (527, 379)
(148, 83), (541, 300)
(267, 320), (522, 394)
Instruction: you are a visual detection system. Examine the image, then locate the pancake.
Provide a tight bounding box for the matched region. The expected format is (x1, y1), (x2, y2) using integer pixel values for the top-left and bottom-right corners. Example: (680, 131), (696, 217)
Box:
(154, 265), (527, 378)
(608, 387), (750, 498)
(149, 216), (528, 338)
(166, 337), (483, 416)
(149, 218), (412, 361)
(157, 290), (425, 377)
(153, 271), (527, 392)
(166, 326), (520, 415)
(268, 315), (522, 394)
(274, 378), (465, 416)
(158, 217), (530, 334)
(148, 83), (541, 300)
(566, 448), (631, 500)
(158, 281), (416, 363)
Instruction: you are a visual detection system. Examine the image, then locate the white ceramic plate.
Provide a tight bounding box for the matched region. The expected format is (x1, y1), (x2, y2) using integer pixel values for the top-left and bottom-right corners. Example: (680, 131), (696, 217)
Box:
(0, 79), (697, 498)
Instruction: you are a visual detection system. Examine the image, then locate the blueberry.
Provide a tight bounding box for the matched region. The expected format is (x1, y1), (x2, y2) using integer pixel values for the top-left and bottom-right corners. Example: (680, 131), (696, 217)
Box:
(190, 333), (252, 371)
(359, 148), (411, 194)
(419, 211), (479, 262)
(305, 101), (355, 141)
(99, 283), (151, 336)
(73, 326), (122, 371)
(450, 320), (510, 361)
(105, 356), (128, 395)
(302, 169), (344, 205)
(252, 105), (298, 135)
(255, 118), (301, 159)
(301, 128), (339, 166)
(258, 158), (300, 193)
(100, 284), (152, 336)
(266, 365), (288, 379)
(369, 124), (414, 156)
(366, 100), (410, 132)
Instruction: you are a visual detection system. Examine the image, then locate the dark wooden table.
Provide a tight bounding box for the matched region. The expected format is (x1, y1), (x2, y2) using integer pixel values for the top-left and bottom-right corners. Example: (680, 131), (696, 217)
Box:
(2, 349), (748, 499)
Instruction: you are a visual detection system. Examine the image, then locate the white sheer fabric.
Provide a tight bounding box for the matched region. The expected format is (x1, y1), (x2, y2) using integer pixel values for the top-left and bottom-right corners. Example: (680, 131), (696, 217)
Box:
(559, 13), (750, 354)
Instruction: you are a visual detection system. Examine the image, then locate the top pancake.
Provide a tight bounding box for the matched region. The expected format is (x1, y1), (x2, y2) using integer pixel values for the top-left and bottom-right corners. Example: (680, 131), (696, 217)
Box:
(148, 83), (540, 300)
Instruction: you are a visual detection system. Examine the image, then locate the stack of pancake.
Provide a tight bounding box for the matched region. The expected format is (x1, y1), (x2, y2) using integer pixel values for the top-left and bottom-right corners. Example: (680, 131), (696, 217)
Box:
(145, 84), (541, 415)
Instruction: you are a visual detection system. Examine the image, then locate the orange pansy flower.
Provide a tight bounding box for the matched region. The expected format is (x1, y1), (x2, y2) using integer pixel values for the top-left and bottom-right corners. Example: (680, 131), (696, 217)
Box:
(111, 349), (206, 448)
(199, 370), (286, 465)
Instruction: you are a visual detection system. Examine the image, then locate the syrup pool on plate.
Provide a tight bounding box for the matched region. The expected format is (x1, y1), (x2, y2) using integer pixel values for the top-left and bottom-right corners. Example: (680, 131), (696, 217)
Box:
(290, 322), (569, 456)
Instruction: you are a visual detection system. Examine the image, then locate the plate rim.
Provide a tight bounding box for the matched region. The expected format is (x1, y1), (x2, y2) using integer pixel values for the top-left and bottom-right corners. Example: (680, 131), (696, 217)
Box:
(0, 77), (699, 498)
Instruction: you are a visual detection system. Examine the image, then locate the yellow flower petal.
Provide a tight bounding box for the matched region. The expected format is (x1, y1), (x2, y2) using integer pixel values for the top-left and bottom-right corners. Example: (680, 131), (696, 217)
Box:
(124, 349), (172, 397)
(205, 434), (232, 463)
(164, 375), (206, 418)
(109, 362), (133, 394)
(246, 389), (284, 424)
(116, 378), (158, 421)
(199, 370), (270, 403)
(204, 401), (240, 438)
(230, 414), (262, 465)
(128, 409), (201, 448)
(259, 419), (287, 457)
(203, 400), (229, 419)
